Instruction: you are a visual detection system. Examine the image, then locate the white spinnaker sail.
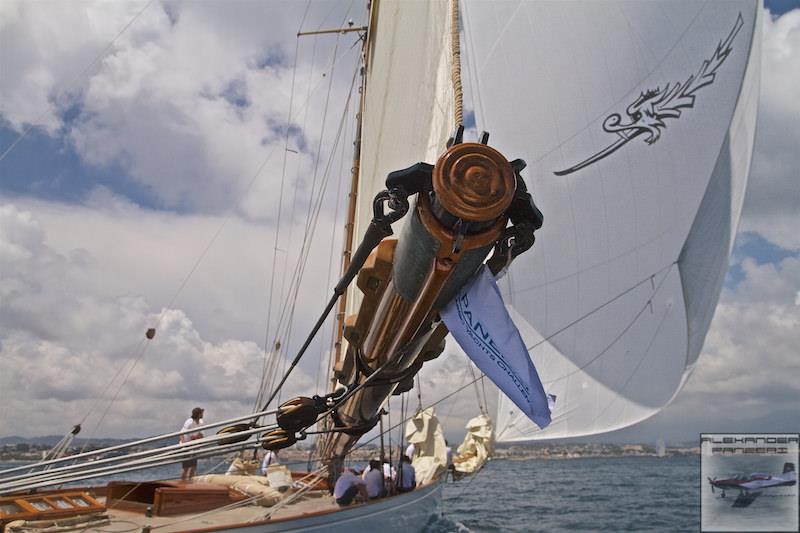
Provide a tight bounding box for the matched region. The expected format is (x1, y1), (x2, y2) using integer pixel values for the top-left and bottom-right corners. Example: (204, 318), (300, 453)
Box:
(345, 0), (455, 319)
(458, 1), (761, 440)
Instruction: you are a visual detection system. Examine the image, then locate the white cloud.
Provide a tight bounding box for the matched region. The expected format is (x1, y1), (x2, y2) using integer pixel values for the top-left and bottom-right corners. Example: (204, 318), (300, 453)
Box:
(1, 1), (363, 216)
(0, 202), (323, 438)
(613, 254), (800, 442)
(739, 8), (800, 249)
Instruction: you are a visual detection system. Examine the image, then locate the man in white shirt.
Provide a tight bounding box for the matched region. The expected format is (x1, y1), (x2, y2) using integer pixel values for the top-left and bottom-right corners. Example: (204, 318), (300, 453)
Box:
(261, 450), (279, 474)
(383, 461), (397, 494)
(363, 460), (385, 499)
(405, 442), (415, 460)
(333, 468), (368, 506)
(179, 407), (204, 481)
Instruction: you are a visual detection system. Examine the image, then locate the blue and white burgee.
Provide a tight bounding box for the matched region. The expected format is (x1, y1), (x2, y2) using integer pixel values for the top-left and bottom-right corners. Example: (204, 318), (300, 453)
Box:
(441, 265), (555, 429)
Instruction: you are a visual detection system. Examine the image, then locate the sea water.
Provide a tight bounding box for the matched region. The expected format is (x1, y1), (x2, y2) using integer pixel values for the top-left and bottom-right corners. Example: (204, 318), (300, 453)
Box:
(432, 456), (700, 532)
(6, 456), (792, 532)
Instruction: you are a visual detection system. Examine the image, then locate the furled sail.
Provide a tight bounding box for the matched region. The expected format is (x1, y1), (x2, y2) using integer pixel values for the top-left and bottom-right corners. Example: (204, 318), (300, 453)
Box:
(453, 414), (494, 476)
(458, 1), (762, 440)
(404, 408), (448, 485)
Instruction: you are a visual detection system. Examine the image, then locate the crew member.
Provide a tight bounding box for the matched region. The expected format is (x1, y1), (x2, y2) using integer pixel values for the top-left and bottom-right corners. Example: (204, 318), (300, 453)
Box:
(396, 454), (416, 493)
(179, 407), (204, 481)
(364, 459), (385, 499)
(261, 449), (279, 474)
(333, 468), (368, 506)
(405, 442), (415, 460)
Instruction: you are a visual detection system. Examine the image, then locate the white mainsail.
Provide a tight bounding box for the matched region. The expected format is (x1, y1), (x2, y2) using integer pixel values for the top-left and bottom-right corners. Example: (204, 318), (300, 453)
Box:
(459, 1), (762, 440)
(346, 0), (456, 318)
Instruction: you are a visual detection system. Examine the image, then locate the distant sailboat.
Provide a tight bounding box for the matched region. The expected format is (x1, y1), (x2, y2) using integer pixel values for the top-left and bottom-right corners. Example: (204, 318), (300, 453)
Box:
(0, 1), (761, 532)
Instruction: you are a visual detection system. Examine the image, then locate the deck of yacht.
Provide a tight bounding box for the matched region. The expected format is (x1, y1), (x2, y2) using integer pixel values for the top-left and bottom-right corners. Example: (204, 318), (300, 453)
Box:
(2, 477), (443, 533)
(101, 484), (340, 533)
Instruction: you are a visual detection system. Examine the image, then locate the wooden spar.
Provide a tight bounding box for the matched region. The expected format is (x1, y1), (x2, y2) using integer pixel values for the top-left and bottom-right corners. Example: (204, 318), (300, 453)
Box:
(297, 26), (367, 37)
(331, 2), (377, 388)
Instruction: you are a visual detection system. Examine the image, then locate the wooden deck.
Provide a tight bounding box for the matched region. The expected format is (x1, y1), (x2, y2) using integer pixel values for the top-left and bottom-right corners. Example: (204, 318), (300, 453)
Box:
(4, 477), (441, 533)
(103, 488), (339, 533)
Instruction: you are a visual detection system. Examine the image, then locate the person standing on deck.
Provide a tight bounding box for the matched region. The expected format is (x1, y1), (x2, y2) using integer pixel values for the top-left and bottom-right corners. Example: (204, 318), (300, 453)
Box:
(260, 449), (279, 474)
(179, 407), (204, 481)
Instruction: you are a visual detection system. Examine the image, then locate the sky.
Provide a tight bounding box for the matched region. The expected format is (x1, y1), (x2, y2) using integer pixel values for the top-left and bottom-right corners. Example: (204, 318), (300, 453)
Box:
(1, 1), (799, 446)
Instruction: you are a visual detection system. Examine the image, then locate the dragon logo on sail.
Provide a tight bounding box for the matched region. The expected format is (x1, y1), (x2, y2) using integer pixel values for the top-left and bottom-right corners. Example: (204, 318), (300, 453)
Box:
(554, 13), (744, 177)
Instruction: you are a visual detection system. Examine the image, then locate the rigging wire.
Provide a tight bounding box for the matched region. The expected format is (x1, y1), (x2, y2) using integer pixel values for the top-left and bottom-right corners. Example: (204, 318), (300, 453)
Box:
(416, 374), (423, 412)
(351, 374), (485, 455)
(479, 373), (489, 413)
(256, 57), (361, 413)
(466, 359), (485, 414)
(535, 262), (675, 385)
(254, 41), (361, 410)
(267, 3), (328, 408)
(592, 303), (673, 422)
(257, 31), (360, 410)
(79, 113), (293, 444)
(315, 93), (352, 397)
(257, 3), (310, 413)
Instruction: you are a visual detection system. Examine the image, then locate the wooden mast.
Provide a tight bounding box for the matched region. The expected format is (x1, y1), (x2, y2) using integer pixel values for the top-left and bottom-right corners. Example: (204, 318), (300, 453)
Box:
(330, 1), (377, 389)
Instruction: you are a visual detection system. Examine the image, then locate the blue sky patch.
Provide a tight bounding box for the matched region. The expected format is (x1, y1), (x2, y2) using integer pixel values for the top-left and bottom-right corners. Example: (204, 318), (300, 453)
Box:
(764, 0), (798, 16)
(253, 46), (288, 70)
(0, 124), (159, 209)
(726, 231), (800, 288)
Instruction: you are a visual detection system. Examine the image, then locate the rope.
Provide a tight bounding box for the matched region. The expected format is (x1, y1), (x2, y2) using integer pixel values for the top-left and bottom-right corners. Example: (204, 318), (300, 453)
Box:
(260, 467), (327, 520)
(416, 374), (422, 412)
(450, 0), (464, 127)
(352, 374), (484, 454)
(466, 360), (485, 414)
(450, 458), (486, 499)
(538, 262), (675, 386)
(479, 374), (489, 413)
(0, 408), (278, 478)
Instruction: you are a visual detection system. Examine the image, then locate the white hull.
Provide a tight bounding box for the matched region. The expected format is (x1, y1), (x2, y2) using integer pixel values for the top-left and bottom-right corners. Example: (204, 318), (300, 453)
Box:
(195, 482), (442, 533)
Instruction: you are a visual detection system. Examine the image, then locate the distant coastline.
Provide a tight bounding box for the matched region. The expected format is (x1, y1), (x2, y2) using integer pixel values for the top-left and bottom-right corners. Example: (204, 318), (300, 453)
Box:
(1, 436), (699, 463)
(493, 442), (699, 460)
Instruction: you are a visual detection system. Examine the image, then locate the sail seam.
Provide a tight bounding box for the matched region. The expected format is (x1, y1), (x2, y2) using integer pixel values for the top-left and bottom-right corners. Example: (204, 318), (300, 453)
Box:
(539, 263), (675, 386)
(526, 261), (674, 352)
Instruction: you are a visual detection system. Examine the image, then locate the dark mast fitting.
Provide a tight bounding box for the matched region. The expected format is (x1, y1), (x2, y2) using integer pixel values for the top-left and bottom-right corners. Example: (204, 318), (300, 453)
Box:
(317, 135), (542, 472)
(256, 131), (543, 476)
